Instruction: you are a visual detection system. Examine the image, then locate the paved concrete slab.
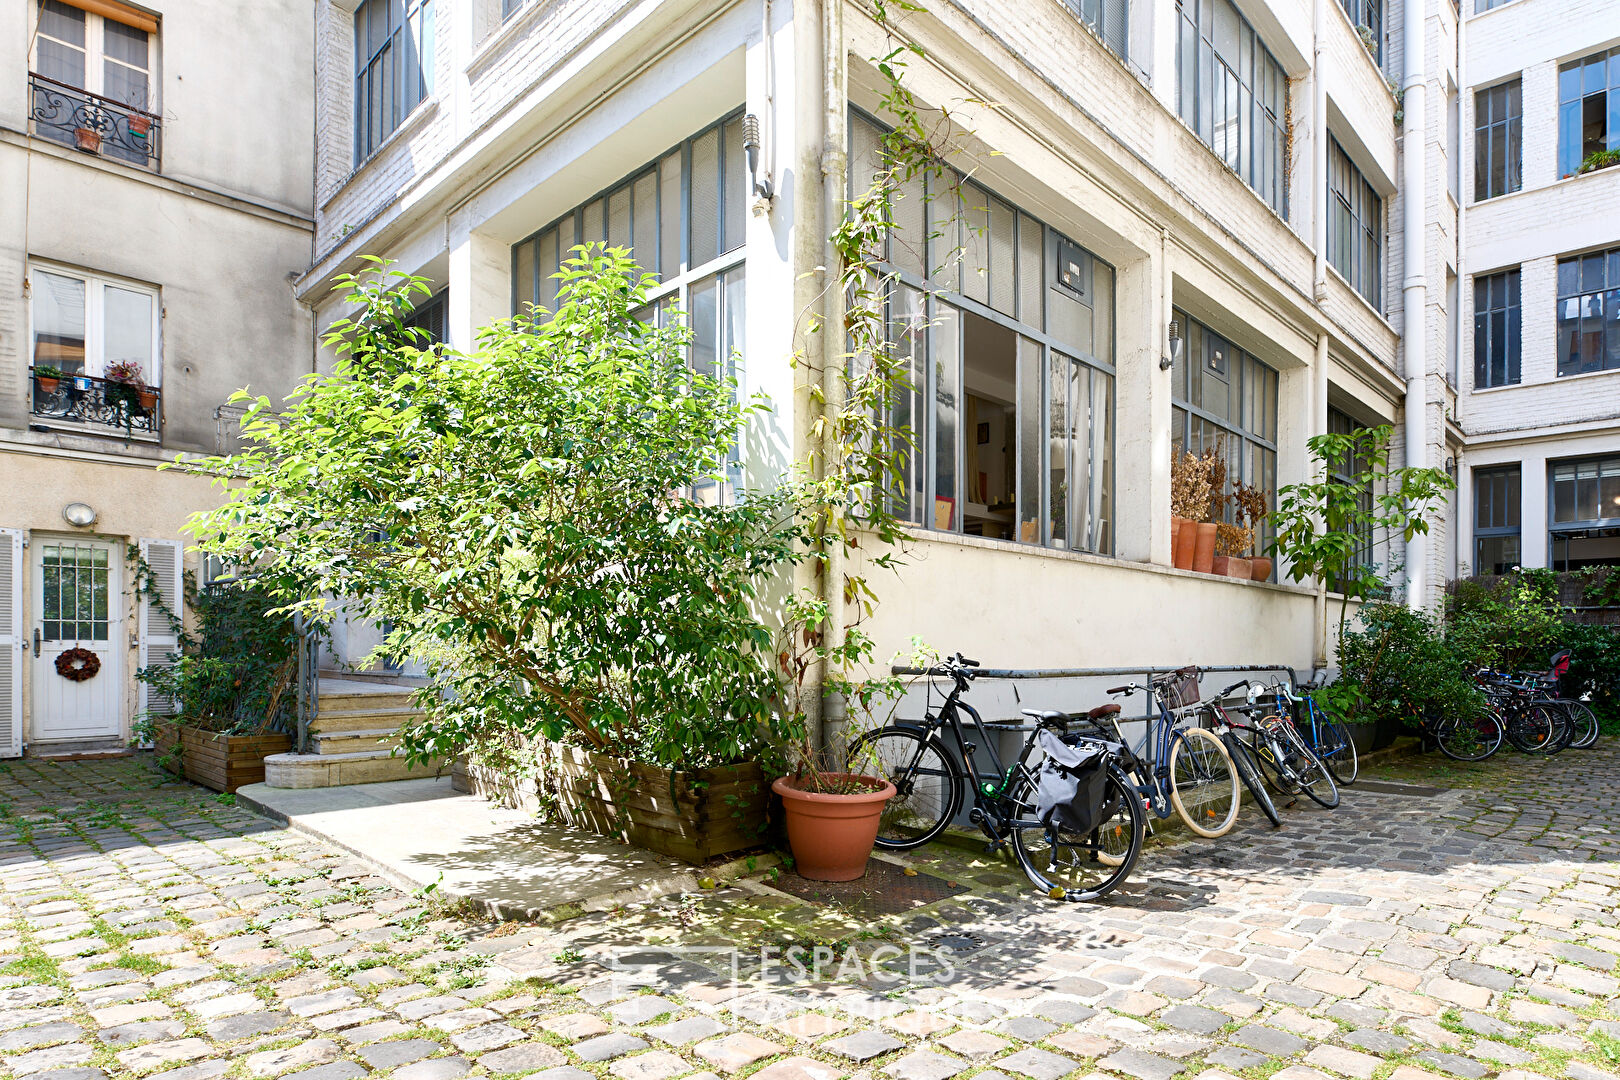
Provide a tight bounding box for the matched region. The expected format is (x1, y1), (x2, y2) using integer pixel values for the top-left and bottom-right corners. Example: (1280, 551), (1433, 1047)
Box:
(237, 776), (700, 918)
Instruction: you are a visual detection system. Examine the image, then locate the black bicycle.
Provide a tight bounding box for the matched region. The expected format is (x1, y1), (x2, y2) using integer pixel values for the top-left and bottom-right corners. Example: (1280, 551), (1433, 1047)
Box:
(850, 654), (1146, 901)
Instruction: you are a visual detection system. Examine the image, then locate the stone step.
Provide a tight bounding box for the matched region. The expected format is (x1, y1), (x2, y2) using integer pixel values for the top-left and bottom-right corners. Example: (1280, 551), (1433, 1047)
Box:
(312, 705), (423, 733)
(309, 727), (403, 755)
(263, 749), (445, 789)
(318, 691), (419, 714)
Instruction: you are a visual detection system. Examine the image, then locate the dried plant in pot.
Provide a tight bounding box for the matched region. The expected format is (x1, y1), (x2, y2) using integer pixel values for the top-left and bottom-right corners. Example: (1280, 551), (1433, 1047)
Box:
(1233, 482), (1273, 580)
(1170, 447), (1213, 571)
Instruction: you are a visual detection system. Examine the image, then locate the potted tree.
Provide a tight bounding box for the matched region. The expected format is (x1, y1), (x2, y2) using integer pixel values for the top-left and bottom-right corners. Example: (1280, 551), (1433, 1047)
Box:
(1170, 446), (1212, 571)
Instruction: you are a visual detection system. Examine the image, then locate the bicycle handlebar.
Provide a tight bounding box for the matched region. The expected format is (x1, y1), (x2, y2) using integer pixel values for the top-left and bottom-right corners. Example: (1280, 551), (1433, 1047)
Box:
(1218, 680), (1249, 698)
(1106, 684), (1135, 695)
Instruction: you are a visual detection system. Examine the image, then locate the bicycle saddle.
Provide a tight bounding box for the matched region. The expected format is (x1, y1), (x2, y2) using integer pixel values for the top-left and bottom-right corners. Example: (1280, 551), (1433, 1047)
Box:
(1020, 709), (1071, 729)
(1087, 704), (1122, 718)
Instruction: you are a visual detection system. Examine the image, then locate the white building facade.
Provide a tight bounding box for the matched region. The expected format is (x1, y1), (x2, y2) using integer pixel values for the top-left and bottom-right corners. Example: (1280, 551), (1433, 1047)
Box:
(298, 0), (1460, 692)
(0, 0), (315, 755)
(1455, 0), (1620, 578)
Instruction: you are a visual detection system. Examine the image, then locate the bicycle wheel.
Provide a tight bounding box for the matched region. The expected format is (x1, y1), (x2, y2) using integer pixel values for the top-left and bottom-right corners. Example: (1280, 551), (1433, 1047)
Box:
(1433, 709), (1503, 761)
(1501, 706), (1552, 753)
(1544, 703), (1576, 754)
(1313, 718), (1359, 786)
(1287, 738), (1340, 809)
(1526, 704), (1568, 755)
(1168, 727), (1240, 837)
(848, 727), (961, 850)
(1251, 726), (1300, 797)
(1564, 701), (1600, 749)
(1222, 728), (1280, 828)
(1010, 765), (1144, 901)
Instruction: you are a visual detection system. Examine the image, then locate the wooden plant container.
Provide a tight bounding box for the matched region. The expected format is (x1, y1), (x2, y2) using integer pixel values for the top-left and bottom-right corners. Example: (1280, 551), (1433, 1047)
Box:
(457, 740), (770, 864)
(154, 720), (292, 793)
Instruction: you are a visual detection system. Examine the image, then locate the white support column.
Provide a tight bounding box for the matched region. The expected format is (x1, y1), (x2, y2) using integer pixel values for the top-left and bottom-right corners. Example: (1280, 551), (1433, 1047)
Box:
(446, 213), (511, 354)
(1521, 453), (1549, 569)
(1114, 239), (1168, 565)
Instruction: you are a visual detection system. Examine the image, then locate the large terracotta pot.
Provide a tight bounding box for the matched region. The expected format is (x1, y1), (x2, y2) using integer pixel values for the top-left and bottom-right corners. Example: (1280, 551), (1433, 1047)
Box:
(773, 774), (895, 881)
(1249, 557), (1274, 582)
(1192, 523), (1218, 574)
(1212, 555), (1231, 577)
(1170, 516), (1187, 566)
(1226, 557), (1252, 580)
(1174, 519), (1198, 570)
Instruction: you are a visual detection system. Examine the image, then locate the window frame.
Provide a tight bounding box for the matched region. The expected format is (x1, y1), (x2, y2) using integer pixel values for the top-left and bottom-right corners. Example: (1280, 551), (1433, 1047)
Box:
(1327, 135), (1384, 310)
(26, 260), (163, 388)
(31, 0), (154, 109)
(1338, 0), (1382, 66)
(1472, 268), (1521, 388)
(1061, 0), (1128, 61)
(1326, 407), (1374, 575)
(1555, 247), (1620, 378)
(352, 0), (435, 166)
(1558, 47), (1620, 179)
(1548, 455), (1620, 571)
(1473, 79), (1522, 202)
(1473, 464), (1522, 574)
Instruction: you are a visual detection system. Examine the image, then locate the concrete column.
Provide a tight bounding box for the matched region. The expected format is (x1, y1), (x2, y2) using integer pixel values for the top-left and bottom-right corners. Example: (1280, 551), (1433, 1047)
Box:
(446, 214), (510, 354)
(1456, 458), (1475, 574)
(1113, 239), (1168, 565)
(1520, 452), (1548, 569)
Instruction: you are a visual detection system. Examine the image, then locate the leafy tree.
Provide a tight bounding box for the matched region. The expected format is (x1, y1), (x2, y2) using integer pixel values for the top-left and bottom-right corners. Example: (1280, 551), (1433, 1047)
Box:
(175, 248), (804, 769)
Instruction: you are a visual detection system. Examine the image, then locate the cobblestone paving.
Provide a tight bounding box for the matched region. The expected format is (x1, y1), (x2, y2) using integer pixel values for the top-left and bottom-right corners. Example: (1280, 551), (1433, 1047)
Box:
(1, 745), (1617, 1080)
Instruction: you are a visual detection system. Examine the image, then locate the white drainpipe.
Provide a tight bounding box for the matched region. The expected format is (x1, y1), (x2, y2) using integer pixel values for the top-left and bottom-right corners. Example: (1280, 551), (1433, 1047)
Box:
(1402, 0), (1429, 610)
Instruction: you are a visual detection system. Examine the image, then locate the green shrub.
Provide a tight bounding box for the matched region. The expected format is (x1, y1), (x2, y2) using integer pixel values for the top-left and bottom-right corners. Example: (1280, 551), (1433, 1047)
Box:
(1329, 602), (1484, 729)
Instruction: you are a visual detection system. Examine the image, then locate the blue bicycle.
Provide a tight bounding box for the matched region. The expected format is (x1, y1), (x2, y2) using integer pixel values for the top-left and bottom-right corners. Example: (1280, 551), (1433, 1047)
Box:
(1264, 673), (1358, 786)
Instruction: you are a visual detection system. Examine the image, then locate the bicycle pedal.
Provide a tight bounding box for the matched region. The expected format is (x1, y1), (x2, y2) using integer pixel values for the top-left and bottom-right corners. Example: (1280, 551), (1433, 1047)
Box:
(982, 840), (1006, 855)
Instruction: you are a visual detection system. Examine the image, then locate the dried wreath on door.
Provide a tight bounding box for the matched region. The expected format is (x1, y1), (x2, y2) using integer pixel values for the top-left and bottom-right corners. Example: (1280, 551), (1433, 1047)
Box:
(56, 647), (101, 681)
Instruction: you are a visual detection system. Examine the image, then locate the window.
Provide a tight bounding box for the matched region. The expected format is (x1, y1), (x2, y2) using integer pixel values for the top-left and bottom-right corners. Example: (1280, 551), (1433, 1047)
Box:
(1175, 0), (1289, 217)
(512, 112), (749, 503)
(353, 0), (434, 164)
(1473, 269), (1521, 387)
(1559, 48), (1620, 179)
(502, 0), (529, 19)
(1328, 136), (1383, 309)
(1170, 310), (1279, 576)
(27, 263), (162, 436)
(1474, 0), (1513, 9)
(1339, 0), (1382, 65)
(1062, 0), (1128, 60)
(1549, 456), (1620, 570)
(1474, 465), (1521, 574)
(405, 289), (447, 344)
(849, 112), (1115, 555)
(1556, 247), (1620, 377)
(1474, 80), (1522, 200)
(29, 0), (158, 167)
(1327, 408), (1375, 578)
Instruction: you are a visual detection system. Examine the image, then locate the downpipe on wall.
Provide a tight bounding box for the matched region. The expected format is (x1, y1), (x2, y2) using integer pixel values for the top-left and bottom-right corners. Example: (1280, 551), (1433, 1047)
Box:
(819, 0), (848, 754)
(1402, 0), (1428, 611)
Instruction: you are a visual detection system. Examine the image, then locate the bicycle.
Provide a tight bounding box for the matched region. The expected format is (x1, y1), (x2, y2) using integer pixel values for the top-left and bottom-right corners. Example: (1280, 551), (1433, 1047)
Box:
(1095, 667), (1242, 838)
(1478, 671), (1567, 755)
(851, 654), (1146, 901)
(1276, 672), (1358, 785)
(1197, 681), (1281, 828)
(1237, 680), (1340, 809)
(1410, 701), (1504, 761)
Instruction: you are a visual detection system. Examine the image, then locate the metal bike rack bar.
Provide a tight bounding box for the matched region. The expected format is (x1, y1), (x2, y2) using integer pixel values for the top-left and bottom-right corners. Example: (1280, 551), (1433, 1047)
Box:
(890, 662), (1302, 690)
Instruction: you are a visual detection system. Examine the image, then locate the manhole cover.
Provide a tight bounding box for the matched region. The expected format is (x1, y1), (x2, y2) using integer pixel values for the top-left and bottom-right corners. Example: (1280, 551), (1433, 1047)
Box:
(767, 857), (969, 916)
(1353, 780), (1447, 797)
(930, 930), (988, 952)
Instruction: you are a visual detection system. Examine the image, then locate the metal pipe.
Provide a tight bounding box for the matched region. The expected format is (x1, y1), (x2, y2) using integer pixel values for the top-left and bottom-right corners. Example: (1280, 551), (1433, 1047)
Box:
(891, 663), (1301, 685)
(1403, 0), (1429, 611)
(819, 0), (848, 750)
(1312, 0), (1328, 299)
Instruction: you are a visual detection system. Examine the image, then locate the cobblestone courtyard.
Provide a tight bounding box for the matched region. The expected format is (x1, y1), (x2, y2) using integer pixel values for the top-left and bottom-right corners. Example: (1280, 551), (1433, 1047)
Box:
(1, 746), (1617, 1080)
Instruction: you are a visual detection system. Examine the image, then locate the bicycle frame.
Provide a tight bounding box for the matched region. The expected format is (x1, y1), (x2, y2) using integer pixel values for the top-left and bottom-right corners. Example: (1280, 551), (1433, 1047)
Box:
(911, 675), (1053, 841)
(1098, 689), (1197, 821)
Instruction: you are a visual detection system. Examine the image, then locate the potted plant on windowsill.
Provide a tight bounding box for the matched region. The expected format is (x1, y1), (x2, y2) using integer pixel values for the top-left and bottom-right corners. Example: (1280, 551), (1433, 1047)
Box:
(1170, 445), (1214, 571)
(1578, 149), (1620, 177)
(33, 366), (65, 395)
(73, 125), (101, 153)
(105, 359), (146, 412)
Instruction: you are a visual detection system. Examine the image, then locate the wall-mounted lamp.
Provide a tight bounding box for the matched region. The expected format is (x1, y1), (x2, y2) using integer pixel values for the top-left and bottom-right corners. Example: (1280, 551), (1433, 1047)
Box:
(62, 502), (98, 527)
(1161, 320), (1183, 371)
(742, 114), (774, 201)
(1445, 456), (1457, 478)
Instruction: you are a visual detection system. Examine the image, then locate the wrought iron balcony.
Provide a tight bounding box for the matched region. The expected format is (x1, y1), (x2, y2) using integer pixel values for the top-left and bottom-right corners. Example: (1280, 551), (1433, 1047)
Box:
(29, 73), (161, 168)
(30, 368), (161, 437)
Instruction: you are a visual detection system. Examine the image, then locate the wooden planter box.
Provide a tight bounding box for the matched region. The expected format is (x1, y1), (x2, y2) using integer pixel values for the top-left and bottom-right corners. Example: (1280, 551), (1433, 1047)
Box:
(154, 721), (292, 793)
(456, 740), (770, 864)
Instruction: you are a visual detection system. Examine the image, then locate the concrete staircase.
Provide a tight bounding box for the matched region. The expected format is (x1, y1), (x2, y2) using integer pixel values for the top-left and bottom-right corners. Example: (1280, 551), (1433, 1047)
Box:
(263, 676), (445, 789)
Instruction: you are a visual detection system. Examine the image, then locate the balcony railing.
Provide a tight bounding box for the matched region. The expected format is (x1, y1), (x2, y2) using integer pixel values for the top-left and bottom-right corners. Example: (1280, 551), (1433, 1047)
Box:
(30, 368), (161, 437)
(29, 73), (161, 168)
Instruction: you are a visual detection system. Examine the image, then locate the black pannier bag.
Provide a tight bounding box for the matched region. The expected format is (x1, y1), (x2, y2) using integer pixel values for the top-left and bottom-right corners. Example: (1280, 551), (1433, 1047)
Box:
(1033, 729), (1110, 834)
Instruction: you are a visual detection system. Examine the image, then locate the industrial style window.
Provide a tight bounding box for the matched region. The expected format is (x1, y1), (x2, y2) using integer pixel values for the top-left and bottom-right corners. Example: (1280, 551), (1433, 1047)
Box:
(1473, 269), (1521, 387)
(1338, 0), (1381, 65)
(1326, 408), (1374, 574)
(1474, 465), (1521, 575)
(1556, 247), (1620, 377)
(27, 262), (162, 437)
(502, 0), (528, 18)
(353, 0), (434, 164)
(29, 0), (159, 167)
(1549, 456), (1620, 571)
(1061, 0), (1128, 60)
(1473, 0), (1513, 9)
(1474, 80), (1522, 201)
(849, 112), (1116, 556)
(405, 290), (447, 344)
(1174, 0), (1288, 217)
(1328, 136), (1383, 309)
(1559, 48), (1620, 179)
(1170, 309), (1279, 576)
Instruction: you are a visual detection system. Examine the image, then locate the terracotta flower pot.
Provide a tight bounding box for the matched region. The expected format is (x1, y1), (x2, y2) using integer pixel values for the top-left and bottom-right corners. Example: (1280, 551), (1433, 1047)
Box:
(137, 389), (157, 411)
(1192, 523), (1218, 573)
(1174, 519), (1198, 570)
(36, 376), (60, 395)
(772, 774), (895, 882)
(73, 127), (101, 153)
(1212, 555), (1231, 577)
(1226, 557), (1252, 580)
(1170, 515), (1187, 566)
(1249, 557), (1273, 581)
(128, 114), (151, 137)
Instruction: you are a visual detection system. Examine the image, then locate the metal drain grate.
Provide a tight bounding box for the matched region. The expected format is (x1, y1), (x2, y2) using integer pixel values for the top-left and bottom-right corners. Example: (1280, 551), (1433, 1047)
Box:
(931, 930), (989, 953)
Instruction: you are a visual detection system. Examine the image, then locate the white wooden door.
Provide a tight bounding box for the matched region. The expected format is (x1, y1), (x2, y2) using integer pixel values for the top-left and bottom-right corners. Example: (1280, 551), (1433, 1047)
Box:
(0, 530), (22, 758)
(32, 538), (122, 740)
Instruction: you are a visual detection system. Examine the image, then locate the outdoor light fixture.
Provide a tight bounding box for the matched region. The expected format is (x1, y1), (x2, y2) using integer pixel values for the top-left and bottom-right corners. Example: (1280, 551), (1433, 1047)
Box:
(1162, 320), (1182, 371)
(742, 114), (773, 200)
(62, 502), (97, 527)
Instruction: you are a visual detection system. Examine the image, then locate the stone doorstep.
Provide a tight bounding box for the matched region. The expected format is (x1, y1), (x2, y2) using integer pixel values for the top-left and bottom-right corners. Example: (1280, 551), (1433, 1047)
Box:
(233, 783), (782, 924)
(310, 728), (407, 755)
(312, 706), (428, 733)
(261, 750), (445, 790)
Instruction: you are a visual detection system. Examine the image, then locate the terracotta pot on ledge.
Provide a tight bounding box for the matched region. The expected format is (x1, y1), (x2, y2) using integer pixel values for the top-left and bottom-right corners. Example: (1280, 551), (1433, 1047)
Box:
(1249, 557), (1274, 582)
(1192, 522), (1218, 573)
(1226, 557), (1253, 580)
(1170, 515), (1188, 566)
(1174, 519), (1198, 570)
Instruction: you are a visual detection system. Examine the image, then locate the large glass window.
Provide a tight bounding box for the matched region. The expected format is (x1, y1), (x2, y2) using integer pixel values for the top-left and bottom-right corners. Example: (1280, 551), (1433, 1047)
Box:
(1549, 456), (1620, 570)
(1339, 0), (1382, 65)
(852, 112), (1115, 555)
(1328, 136), (1383, 309)
(353, 0), (434, 164)
(1061, 0), (1128, 60)
(1473, 269), (1521, 388)
(1474, 0), (1513, 9)
(1556, 247), (1620, 377)
(29, 264), (159, 385)
(30, 0), (157, 167)
(1174, 0), (1289, 217)
(1474, 80), (1522, 201)
(1558, 48), (1620, 179)
(1170, 309), (1279, 576)
(1327, 408), (1373, 576)
(1474, 465), (1521, 574)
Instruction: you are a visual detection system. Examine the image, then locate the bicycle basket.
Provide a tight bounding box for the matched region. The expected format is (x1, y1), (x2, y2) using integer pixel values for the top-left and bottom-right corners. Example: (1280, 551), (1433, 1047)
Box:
(1153, 666), (1201, 710)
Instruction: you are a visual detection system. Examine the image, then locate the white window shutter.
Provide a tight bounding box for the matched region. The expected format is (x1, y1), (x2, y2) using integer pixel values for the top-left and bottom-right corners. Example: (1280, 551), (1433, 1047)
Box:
(0, 529), (22, 758)
(137, 538), (185, 718)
